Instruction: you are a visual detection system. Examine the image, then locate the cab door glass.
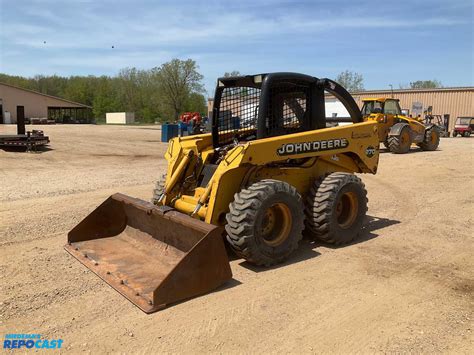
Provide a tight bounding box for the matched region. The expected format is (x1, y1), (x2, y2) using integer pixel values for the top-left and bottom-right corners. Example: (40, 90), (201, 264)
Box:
(362, 101), (383, 115)
(384, 100), (401, 115)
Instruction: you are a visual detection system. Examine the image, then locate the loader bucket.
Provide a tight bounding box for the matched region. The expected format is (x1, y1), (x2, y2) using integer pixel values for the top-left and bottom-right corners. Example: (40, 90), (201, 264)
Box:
(64, 193), (232, 313)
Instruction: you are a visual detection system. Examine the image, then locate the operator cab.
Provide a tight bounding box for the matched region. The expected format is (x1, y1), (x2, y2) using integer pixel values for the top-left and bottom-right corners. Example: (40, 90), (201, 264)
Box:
(212, 73), (363, 148)
(361, 98), (402, 117)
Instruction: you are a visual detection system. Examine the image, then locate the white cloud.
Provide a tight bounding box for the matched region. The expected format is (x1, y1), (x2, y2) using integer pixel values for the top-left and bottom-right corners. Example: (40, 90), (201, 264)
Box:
(1, 0), (471, 89)
(1, 2), (467, 51)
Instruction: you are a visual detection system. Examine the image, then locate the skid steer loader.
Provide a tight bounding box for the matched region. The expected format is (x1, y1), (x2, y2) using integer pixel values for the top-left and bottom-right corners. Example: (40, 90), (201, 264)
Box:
(65, 73), (380, 313)
(361, 98), (440, 153)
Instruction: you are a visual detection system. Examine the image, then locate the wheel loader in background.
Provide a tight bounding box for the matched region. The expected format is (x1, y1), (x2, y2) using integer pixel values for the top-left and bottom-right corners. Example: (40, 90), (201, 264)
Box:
(361, 97), (440, 153)
(65, 73), (380, 313)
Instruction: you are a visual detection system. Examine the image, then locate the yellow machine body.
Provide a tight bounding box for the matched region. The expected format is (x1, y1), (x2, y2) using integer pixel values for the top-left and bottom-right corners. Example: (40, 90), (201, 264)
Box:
(163, 122), (379, 225)
(65, 73), (381, 313)
(361, 97), (426, 144)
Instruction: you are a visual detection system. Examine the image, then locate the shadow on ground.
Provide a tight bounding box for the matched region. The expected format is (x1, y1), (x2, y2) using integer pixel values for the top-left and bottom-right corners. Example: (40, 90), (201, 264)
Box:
(133, 127), (162, 131)
(152, 279), (243, 315)
(237, 215), (400, 272)
(0, 146), (53, 154)
(380, 146), (443, 154)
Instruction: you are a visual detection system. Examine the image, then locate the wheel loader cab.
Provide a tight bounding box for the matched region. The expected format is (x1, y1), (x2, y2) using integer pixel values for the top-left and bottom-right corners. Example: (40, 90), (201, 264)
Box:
(361, 100), (383, 117)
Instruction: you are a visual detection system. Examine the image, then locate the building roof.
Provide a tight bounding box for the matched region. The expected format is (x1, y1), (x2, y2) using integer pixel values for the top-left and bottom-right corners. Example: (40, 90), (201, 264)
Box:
(361, 97), (400, 102)
(349, 86), (474, 95)
(208, 86), (474, 101)
(0, 82), (92, 108)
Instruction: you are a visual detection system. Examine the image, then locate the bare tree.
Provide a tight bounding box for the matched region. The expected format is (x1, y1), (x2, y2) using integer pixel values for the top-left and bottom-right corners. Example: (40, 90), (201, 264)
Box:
(223, 71), (242, 77)
(335, 70), (364, 92)
(409, 80), (442, 89)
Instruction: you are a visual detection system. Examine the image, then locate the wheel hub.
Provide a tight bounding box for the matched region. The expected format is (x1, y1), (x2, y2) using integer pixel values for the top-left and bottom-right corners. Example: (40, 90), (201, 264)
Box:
(401, 130), (410, 145)
(336, 192), (359, 229)
(260, 203), (292, 246)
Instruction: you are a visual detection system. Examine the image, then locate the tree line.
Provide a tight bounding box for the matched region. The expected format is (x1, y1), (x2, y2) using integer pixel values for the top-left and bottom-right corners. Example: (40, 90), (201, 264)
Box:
(335, 70), (443, 92)
(0, 62), (443, 123)
(0, 59), (207, 123)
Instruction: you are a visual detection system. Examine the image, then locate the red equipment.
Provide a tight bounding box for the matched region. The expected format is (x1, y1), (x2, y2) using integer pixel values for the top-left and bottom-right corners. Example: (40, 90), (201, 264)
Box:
(179, 112), (202, 124)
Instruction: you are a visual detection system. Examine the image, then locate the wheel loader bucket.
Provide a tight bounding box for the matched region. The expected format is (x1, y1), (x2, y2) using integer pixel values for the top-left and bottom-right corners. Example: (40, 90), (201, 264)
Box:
(64, 193), (232, 313)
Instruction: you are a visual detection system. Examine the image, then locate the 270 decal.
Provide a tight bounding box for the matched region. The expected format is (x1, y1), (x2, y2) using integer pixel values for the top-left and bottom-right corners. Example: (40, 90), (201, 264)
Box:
(365, 146), (376, 158)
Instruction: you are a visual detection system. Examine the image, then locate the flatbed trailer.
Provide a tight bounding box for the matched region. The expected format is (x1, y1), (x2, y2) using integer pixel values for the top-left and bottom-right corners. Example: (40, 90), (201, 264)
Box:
(0, 110), (50, 151)
(0, 130), (50, 150)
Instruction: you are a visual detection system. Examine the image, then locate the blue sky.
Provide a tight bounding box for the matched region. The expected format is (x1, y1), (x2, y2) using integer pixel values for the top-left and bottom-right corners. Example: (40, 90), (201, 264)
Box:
(0, 0), (473, 95)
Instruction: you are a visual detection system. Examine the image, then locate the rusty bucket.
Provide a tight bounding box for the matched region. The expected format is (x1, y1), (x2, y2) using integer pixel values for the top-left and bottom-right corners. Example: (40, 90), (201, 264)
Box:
(64, 193), (232, 313)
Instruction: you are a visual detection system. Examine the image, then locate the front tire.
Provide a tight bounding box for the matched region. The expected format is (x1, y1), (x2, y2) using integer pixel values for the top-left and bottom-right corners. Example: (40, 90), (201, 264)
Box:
(225, 179), (304, 266)
(151, 173), (166, 205)
(305, 173), (368, 245)
(419, 126), (440, 151)
(388, 126), (412, 154)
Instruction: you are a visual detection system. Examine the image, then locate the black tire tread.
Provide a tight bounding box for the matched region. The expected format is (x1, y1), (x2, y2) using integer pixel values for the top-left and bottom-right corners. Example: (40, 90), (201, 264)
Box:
(388, 130), (410, 154)
(304, 172), (367, 245)
(151, 173), (166, 204)
(225, 179), (304, 266)
(419, 126), (440, 151)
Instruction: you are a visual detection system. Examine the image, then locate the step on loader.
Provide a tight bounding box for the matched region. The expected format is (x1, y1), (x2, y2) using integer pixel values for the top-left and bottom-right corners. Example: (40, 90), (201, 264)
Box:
(65, 72), (380, 313)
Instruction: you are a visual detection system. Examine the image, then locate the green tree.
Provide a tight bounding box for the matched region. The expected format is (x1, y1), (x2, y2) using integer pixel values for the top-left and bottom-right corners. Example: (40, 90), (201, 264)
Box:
(335, 70), (364, 92)
(34, 75), (69, 97)
(0, 73), (37, 90)
(409, 80), (442, 89)
(0, 58), (206, 123)
(92, 76), (121, 120)
(116, 67), (142, 113)
(63, 76), (96, 106)
(183, 92), (207, 114)
(155, 59), (205, 120)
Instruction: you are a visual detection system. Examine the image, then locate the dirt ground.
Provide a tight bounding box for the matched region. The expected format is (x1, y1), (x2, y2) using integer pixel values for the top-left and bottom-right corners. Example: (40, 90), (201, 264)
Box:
(1, 124), (473, 353)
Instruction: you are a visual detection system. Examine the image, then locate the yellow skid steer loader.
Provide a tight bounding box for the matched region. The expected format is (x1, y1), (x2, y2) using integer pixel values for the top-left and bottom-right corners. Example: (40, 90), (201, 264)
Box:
(65, 73), (380, 313)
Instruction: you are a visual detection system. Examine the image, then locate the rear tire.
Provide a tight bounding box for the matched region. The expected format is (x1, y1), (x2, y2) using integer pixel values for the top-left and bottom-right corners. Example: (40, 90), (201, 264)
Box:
(151, 174), (166, 205)
(419, 126), (440, 151)
(225, 179), (304, 266)
(464, 131), (471, 137)
(388, 126), (411, 154)
(305, 172), (367, 245)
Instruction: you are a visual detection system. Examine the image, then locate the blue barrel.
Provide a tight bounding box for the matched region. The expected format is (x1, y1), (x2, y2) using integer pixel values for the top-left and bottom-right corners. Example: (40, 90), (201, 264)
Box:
(178, 121), (188, 136)
(161, 124), (179, 142)
(231, 116), (241, 129)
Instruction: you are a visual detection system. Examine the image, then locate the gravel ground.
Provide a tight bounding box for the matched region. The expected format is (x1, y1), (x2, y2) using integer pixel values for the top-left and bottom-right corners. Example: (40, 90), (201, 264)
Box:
(0, 124), (473, 353)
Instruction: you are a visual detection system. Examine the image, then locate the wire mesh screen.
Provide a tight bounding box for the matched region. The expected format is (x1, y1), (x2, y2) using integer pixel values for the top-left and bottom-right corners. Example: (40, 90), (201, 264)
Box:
(217, 87), (261, 145)
(265, 84), (309, 137)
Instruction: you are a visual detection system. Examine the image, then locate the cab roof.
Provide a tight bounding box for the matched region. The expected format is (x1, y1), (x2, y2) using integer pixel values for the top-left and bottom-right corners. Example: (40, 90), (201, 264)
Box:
(362, 97), (400, 102)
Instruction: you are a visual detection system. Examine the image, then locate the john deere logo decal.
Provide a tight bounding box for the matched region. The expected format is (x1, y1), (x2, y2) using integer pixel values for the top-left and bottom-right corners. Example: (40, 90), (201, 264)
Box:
(366, 146), (376, 157)
(277, 138), (349, 156)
